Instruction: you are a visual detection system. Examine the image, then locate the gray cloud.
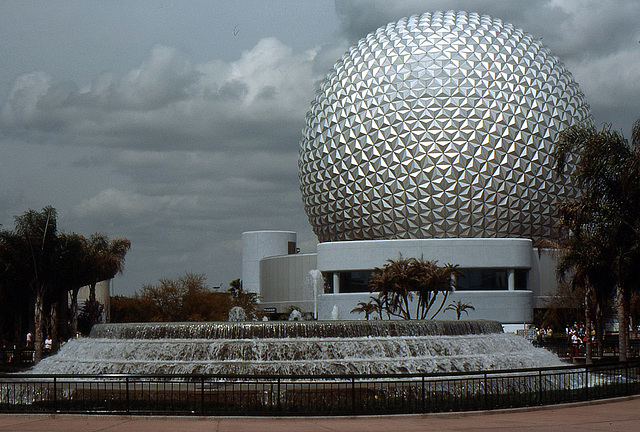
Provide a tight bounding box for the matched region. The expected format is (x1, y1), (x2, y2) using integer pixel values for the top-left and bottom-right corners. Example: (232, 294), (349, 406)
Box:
(0, 1), (637, 295)
(0, 39), (319, 153)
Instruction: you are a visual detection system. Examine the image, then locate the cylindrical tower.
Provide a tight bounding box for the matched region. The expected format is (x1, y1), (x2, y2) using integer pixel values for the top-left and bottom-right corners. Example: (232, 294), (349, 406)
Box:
(241, 230), (297, 295)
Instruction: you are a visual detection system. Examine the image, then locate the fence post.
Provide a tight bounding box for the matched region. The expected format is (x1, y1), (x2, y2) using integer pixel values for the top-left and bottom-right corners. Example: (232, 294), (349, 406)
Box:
(53, 376), (57, 411)
(277, 378), (281, 413)
(351, 376), (356, 414)
(126, 376), (130, 414)
(421, 375), (425, 412)
(538, 369), (542, 405)
(483, 373), (489, 410)
(626, 362), (630, 395)
(585, 365), (589, 400)
(200, 375), (205, 416)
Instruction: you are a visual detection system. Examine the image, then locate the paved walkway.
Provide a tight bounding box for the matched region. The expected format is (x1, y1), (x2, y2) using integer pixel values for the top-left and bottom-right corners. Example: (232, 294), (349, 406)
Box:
(1, 396), (639, 432)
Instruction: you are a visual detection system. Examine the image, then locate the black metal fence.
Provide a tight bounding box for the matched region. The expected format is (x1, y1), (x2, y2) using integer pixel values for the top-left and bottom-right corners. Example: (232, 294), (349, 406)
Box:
(1, 360), (639, 416)
(0, 348), (35, 368)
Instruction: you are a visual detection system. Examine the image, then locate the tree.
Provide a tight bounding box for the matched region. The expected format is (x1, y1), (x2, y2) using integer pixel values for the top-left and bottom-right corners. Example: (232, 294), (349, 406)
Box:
(84, 234), (131, 328)
(0, 229), (32, 346)
(228, 279), (261, 320)
(369, 255), (415, 319)
(413, 257), (458, 320)
(445, 300), (475, 320)
(135, 272), (233, 322)
(369, 255), (458, 320)
(553, 120), (640, 361)
(350, 298), (378, 320)
(53, 232), (89, 341)
(110, 294), (154, 323)
(0, 206), (130, 361)
(12, 206), (59, 363)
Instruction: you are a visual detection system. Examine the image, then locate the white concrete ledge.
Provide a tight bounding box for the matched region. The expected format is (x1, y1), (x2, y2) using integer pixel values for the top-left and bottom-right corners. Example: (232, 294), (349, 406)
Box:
(317, 238), (533, 271)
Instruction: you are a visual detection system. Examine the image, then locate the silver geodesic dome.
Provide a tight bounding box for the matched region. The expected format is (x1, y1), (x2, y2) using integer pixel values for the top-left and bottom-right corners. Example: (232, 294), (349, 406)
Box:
(299, 10), (591, 243)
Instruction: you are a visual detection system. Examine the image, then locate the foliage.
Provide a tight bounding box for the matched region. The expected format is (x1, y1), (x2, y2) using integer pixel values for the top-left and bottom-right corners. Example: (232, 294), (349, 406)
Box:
(553, 119), (640, 361)
(542, 281), (586, 330)
(111, 273), (251, 323)
(630, 292), (640, 330)
(110, 295), (152, 324)
(0, 206), (130, 360)
(350, 298), (379, 320)
(84, 234), (131, 328)
(368, 255), (458, 320)
(228, 279), (261, 321)
(77, 299), (104, 336)
(445, 300), (475, 320)
(135, 273), (232, 322)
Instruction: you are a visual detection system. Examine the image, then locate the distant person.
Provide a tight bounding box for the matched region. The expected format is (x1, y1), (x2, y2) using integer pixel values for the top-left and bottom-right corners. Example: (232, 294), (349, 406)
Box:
(26, 332), (33, 349)
(44, 335), (53, 355)
(570, 331), (580, 360)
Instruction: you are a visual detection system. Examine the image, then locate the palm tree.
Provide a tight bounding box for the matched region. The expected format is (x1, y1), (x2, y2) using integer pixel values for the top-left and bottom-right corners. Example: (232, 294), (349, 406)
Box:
(84, 234), (131, 327)
(413, 257), (458, 319)
(351, 300), (376, 321)
(0, 229), (32, 346)
(369, 255), (416, 319)
(553, 119), (640, 361)
(12, 206), (58, 362)
(445, 300), (476, 320)
(350, 297), (381, 320)
(369, 255), (458, 320)
(55, 233), (90, 337)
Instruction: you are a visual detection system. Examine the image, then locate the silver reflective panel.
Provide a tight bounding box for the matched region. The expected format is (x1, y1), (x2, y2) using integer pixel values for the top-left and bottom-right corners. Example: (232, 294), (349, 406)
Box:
(299, 11), (591, 243)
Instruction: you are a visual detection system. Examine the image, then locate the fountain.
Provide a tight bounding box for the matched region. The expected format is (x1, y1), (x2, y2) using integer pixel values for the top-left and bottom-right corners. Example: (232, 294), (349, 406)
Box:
(288, 309), (303, 321)
(228, 306), (246, 322)
(28, 320), (563, 375)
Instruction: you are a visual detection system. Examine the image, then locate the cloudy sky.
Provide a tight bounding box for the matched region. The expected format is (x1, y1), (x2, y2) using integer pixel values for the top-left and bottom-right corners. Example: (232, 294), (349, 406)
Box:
(1, 1), (638, 296)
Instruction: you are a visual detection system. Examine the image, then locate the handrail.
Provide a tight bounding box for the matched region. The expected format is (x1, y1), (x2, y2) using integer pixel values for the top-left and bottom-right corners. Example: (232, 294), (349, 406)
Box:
(1, 360), (639, 416)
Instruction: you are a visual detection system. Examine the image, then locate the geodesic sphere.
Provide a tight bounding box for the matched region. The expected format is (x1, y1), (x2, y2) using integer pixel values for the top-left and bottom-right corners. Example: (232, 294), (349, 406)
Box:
(299, 10), (591, 243)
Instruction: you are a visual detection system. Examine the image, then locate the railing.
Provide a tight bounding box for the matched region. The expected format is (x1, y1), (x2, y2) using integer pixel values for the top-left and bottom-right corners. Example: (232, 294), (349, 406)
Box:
(0, 348), (35, 368)
(1, 360), (639, 416)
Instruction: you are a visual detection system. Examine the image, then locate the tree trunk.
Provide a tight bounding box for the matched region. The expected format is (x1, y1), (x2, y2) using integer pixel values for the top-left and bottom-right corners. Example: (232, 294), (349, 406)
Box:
(33, 287), (45, 363)
(596, 302), (604, 358)
(617, 284), (629, 362)
(12, 308), (22, 361)
(50, 302), (58, 352)
(89, 282), (98, 327)
(584, 287), (593, 365)
(70, 288), (79, 336)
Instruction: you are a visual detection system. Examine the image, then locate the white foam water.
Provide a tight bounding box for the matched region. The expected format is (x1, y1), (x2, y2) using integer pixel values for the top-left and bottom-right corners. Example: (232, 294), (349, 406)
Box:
(29, 321), (563, 375)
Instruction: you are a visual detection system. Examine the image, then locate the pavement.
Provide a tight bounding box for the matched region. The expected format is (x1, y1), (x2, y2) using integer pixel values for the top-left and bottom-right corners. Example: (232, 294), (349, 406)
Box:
(1, 396), (639, 432)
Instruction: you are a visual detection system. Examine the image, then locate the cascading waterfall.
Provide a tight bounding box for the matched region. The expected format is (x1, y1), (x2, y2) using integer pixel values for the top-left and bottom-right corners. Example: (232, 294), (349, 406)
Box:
(29, 320), (564, 375)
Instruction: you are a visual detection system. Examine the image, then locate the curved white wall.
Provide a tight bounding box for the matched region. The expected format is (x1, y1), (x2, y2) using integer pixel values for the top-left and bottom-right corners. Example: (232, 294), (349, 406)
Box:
(320, 290), (532, 323)
(242, 231), (297, 294)
(316, 238), (535, 324)
(317, 238), (533, 270)
(260, 253), (317, 312)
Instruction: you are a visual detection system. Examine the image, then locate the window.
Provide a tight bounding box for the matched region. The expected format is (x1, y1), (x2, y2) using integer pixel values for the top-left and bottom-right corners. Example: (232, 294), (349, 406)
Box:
(322, 272), (334, 293)
(456, 269), (508, 291)
(515, 269), (528, 290)
(287, 241), (297, 254)
(339, 271), (373, 293)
